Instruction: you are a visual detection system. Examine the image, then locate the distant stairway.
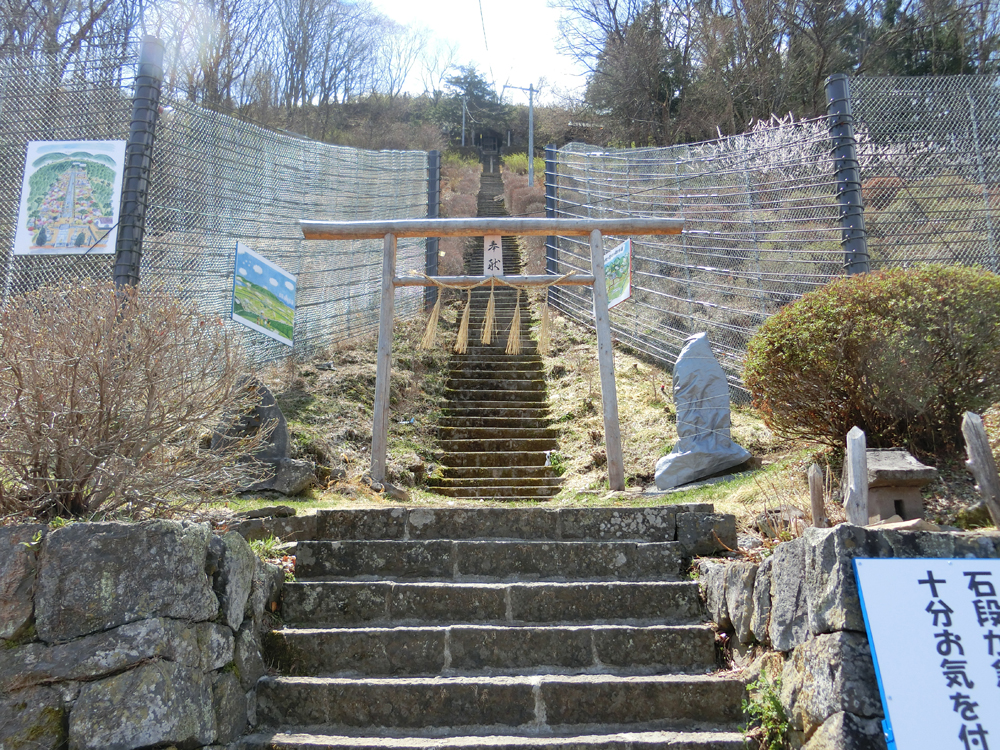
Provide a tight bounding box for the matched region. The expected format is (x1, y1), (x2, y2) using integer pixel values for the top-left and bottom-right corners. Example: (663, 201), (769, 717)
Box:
(240, 505), (746, 749)
(428, 170), (562, 502)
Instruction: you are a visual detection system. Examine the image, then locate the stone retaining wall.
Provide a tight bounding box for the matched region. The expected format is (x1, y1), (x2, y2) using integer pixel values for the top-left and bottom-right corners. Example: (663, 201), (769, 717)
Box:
(0, 520), (283, 750)
(699, 524), (1000, 749)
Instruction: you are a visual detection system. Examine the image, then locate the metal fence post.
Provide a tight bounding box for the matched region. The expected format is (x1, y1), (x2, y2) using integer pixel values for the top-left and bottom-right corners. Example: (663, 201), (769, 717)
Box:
(114, 35), (164, 289)
(544, 144), (557, 284)
(826, 74), (869, 275)
(425, 149), (440, 308)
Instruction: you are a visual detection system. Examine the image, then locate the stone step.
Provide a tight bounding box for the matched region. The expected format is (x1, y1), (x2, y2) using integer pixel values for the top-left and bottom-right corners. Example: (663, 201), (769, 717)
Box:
(294, 540), (682, 582)
(445, 378), (547, 393)
(431, 485), (562, 499)
(437, 466), (563, 481)
(450, 354), (541, 366)
(266, 624), (717, 677)
(439, 451), (549, 468)
(448, 361), (544, 374)
(236, 729), (746, 750)
(441, 406), (552, 419)
(438, 426), (559, 440)
(255, 674), (745, 731)
(438, 438), (559, 454)
(281, 581), (704, 628)
(438, 417), (553, 429)
(428, 477), (563, 491)
(316, 507), (699, 542)
(443, 389), (548, 404)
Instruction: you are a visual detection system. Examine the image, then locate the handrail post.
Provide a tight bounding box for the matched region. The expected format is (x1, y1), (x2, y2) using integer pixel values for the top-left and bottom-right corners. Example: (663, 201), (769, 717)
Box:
(589, 229), (625, 491)
(371, 233), (396, 482)
(425, 150), (441, 308)
(545, 145), (558, 279)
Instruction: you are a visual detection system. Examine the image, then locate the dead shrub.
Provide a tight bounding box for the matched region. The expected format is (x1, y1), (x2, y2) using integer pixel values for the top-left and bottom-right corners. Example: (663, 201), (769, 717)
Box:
(0, 280), (271, 520)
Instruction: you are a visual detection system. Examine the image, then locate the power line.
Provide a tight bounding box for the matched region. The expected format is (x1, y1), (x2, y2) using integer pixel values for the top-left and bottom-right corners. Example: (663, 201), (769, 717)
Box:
(477, 0), (497, 95)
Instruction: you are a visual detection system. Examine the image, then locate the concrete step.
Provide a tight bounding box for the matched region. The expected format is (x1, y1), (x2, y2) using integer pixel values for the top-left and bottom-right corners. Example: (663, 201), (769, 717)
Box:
(236, 729), (746, 749)
(437, 429), (559, 442)
(316, 507), (695, 542)
(442, 388), (548, 403)
(439, 451), (550, 468)
(255, 674), (745, 731)
(281, 581), (704, 628)
(442, 404), (551, 417)
(266, 624), (717, 677)
(294, 540), (682, 582)
(438, 438), (559, 453)
(438, 417), (554, 429)
(445, 378), (547, 393)
(427, 476), (563, 489)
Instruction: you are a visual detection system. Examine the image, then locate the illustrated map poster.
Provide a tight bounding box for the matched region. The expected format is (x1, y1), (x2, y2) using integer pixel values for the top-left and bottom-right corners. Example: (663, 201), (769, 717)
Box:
(605, 238), (632, 309)
(854, 558), (1000, 750)
(231, 243), (296, 346)
(13, 140), (126, 255)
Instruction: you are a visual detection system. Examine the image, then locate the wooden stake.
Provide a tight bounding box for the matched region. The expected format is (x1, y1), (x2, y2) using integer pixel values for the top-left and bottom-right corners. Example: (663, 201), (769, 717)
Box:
(808, 463), (828, 528)
(962, 411), (1000, 527)
(589, 229), (625, 492)
(844, 426), (869, 526)
(371, 233), (396, 482)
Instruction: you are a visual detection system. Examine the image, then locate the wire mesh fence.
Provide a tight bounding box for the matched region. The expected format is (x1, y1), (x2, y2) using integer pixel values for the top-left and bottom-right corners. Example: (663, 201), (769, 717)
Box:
(0, 45), (430, 366)
(547, 118), (845, 397)
(851, 75), (1000, 274)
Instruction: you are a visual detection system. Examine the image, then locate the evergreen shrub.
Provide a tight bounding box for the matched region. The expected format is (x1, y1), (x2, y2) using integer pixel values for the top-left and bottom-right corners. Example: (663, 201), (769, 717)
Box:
(743, 265), (1000, 454)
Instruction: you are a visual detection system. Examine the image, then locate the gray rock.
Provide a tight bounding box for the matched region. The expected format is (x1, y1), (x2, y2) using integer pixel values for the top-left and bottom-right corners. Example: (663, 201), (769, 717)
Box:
(781, 631), (883, 738)
(756, 505), (807, 539)
(215, 531), (256, 631)
(698, 560), (730, 629)
(0, 685), (66, 750)
(196, 622), (235, 671)
(0, 524), (46, 640)
(237, 505), (297, 519)
(802, 711), (887, 750)
(253, 457), (317, 496)
(249, 558), (284, 626)
(654, 333), (751, 489)
(210, 669), (247, 744)
(232, 514), (318, 543)
(0, 617), (201, 691)
(246, 686), (258, 727)
(750, 556), (773, 646)
(676, 512), (737, 556)
(35, 521), (218, 643)
(234, 620), (266, 691)
(68, 661), (215, 750)
(955, 501), (995, 530)
(211, 376), (289, 463)
(769, 537), (809, 652)
(725, 560), (758, 644)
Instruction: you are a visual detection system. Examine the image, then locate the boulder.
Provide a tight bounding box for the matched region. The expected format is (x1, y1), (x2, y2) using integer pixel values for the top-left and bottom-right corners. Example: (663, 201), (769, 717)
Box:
(195, 622), (235, 672)
(0, 524), (46, 641)
(234, 620), (266, 691)
(750, 556), (773, 645)
(698, 560), (730, 630)
(654, 333), (750, 489)
(214, 531), (256, 631)
(68, 661), (215, 750)
(0, 685), (66, 750)
(251, 457), (317, 496)
(676, 511), (737, 556)
(725, 560), (758, 644)
(802, 711), (887, 750)
(210, 669), (247, 744)
(35, 521), (218, 643)
(249, 558), (285, 626)
(768, 537), (809, 652)
(211, 376), (289, 463)
(781, 631), (884, 738)
(0, 617), (201, 692)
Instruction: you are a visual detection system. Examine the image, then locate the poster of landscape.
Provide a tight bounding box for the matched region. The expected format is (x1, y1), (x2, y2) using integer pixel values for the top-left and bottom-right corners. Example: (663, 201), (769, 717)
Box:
(605, 238), (632, 309)
(13, 140), (126, 255)
(231, 242), (296, 346)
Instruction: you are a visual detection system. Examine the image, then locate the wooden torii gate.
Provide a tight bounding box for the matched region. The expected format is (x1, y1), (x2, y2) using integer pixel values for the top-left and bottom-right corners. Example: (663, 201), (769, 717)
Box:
(301, 217), (683, 492)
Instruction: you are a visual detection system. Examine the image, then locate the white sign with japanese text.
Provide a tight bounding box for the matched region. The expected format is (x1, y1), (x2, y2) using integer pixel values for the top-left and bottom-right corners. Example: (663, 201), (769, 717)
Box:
(483, 235), (503, 277)
(854, 558), (1000, 750)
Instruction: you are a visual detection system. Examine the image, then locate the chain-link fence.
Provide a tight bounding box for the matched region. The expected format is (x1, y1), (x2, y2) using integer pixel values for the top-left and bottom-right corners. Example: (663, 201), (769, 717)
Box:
(0, 45), (430, 365)
(547, 118), (844, 397)
(851, 75), (1000, 273)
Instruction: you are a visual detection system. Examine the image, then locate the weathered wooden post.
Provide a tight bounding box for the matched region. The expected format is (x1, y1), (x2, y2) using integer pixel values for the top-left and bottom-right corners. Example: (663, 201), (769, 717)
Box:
(371, 233), (396, 482)
(589, 229), (625, 491)
(809, 462), (828, 528)
(844, 426), (869, 525)
(961, 411), (1000, 527)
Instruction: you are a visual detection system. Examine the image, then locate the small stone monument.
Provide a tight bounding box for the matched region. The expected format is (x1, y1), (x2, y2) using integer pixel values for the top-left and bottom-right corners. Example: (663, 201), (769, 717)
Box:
(845, 449), (938, 524)
(654, 333), (751, 490)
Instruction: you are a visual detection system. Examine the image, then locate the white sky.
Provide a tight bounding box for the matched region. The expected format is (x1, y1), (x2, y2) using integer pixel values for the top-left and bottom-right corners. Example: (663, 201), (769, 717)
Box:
(368, 0), (588, 104)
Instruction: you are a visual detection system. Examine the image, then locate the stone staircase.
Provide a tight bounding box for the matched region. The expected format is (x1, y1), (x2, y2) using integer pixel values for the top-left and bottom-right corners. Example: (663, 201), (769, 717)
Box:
(427, 171), (562, 502)
(238, 505), (746, 749)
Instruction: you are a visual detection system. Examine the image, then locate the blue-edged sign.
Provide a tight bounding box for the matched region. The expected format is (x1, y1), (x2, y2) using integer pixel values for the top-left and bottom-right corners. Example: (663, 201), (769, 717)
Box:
(231, 242), (296, 346)
(854, 558), (1000, 750)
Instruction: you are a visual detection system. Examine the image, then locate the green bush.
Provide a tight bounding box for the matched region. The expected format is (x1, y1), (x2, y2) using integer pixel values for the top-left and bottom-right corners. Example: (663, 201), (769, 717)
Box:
(501, 152), (545, 177)
(744, 265), (1000, 455)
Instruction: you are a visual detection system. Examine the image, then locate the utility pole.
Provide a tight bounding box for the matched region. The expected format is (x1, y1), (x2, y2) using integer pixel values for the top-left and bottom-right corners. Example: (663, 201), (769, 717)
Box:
(462, 96), (467, 147)
(506, 83), (536, 186)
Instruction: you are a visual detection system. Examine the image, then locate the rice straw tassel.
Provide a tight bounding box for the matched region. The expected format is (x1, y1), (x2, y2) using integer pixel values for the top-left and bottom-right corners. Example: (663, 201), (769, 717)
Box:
(418, 288), (442, 350)
(481, 279), (496, 345)
(453, 289), (471, 354)
(505, 294), (522, 355)
(537, 295), (551, 356)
